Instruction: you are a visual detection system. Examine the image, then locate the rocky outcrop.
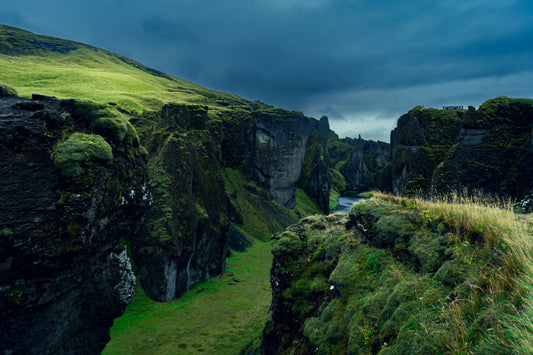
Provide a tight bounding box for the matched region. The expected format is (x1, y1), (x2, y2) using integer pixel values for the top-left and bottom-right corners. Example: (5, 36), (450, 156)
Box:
(252, 112), (310, 208)
(130, 104), (229, 302)
(431, 97), (533, 198)
(0, 90), (149, 354)
(298, 116), (331, 213)
(389, 106), (462, 195)
(261, 195), (532, 354)
(340, 138), (390, 192)
(221, 105), (310, 209)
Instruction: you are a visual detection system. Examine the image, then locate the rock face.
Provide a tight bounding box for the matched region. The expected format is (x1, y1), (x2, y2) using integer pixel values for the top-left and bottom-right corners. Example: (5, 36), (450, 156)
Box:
(0, 90), (149, 354)
(221, 105), (310, 209)
(299, 116), (331, 213)
(131, 104), (229, 301)
(432, 97), (533, 198)
(340, 138), (390, 192)
(252, 111), (310, 208)
(389, 106), (462, 195)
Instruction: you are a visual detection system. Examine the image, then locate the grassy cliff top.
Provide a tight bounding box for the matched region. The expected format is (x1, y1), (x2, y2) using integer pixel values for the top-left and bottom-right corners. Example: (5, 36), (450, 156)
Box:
(0, 24), (249, 115)
(264, 192), (533, 353)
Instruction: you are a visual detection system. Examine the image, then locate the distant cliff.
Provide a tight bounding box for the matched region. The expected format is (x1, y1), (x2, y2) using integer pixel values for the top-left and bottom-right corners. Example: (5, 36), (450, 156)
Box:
(432, 97), (533, 198)
(389, 106), (463, 196)
(0, 88), (150, 354)
(221, 104), (311, 209)
(340, 138), (390, 193)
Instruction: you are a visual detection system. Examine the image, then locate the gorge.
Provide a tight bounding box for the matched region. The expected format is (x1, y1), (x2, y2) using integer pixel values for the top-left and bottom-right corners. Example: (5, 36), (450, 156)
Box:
(1, 24), (533, 354)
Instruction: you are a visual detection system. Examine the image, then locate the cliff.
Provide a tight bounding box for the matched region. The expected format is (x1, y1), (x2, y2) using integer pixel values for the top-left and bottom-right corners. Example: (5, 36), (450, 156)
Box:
(339, 138), (390, 193)
(129, 104), (229, 302)
(0, 88), (150, 354)
(432, 97), (533, 199)
(261, 193), (533, 354)
(298, 116), (331, 214)
(129, 101), (317, 301)
(221, 104), (311, 209)
(389, 107), (463, 196)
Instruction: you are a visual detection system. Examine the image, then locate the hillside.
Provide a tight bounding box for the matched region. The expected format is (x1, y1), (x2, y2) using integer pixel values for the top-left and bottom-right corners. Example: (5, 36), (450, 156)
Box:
(0, 25), (248, 115)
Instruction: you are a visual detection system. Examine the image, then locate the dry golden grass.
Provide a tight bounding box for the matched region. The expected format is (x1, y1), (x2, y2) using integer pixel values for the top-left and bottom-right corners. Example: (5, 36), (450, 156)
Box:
(373, 191), (533, 353)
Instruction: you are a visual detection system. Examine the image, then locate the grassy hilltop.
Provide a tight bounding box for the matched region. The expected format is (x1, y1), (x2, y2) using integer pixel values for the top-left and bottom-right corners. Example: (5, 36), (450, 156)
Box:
(0, 25), (248, 115)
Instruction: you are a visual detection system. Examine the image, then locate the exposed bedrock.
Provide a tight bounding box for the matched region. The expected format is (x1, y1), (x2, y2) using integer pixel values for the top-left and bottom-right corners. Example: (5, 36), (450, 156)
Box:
(0, 90), (150, 354)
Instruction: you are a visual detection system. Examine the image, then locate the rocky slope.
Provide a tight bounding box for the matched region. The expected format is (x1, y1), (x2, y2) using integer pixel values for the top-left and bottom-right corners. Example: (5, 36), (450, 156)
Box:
(0, 87), (150, 354)
(261, 194), (533, 354)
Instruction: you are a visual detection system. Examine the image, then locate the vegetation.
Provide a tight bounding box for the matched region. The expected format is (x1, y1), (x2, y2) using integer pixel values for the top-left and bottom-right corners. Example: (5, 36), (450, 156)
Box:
(0, 25), (248, 117)
(264, 192), (533, 354)
(52, 133), (113, 179)
(223, 167), (303, 241)
(104, 240), (273, 354)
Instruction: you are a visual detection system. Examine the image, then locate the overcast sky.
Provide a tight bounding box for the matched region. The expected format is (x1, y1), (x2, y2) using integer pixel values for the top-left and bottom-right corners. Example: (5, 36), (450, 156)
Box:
(2, 0), (533, 141)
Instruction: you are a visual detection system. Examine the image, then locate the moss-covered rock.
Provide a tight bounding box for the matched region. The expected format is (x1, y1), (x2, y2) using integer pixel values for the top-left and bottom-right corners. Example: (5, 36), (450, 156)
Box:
(432, 97), (533, 199)
(53, 133), (113, 179)
(129, 103), (229, 301)
(262, 194), (533, 354)
(0, 93), (150, 354)
(390, 106), (463, 196)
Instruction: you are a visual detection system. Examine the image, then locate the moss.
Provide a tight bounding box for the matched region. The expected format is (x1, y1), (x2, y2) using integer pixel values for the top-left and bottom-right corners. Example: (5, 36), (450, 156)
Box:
(12, 100), (44, 111)
(53, 133), (113, 179)
(271, 231), (305, 257)
(95, 115), (128, 143)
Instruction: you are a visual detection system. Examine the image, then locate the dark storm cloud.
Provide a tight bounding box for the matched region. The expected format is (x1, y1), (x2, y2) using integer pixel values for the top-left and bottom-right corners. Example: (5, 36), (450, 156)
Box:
(2, 0), (533, 140)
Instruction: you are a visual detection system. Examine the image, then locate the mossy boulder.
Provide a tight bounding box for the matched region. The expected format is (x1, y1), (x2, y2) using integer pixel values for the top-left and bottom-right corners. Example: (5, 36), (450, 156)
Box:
(53, 133), (113, 179)
(271, 231), (305, 257)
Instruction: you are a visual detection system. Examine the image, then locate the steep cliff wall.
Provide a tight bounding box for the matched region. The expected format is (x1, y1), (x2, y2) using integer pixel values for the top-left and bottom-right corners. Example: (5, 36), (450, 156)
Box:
(390, 107), (462, 195)
(298, 116), (331, 213)
(0, 89), (149, 354)
(339, 138), (390, 193)
(221, 104), (310, 209)
(130, 104), (228, 302)
(432, 97), (533, 198)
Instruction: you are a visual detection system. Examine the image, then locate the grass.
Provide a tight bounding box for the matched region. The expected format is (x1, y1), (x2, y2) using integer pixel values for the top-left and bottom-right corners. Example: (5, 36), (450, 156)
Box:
(264, 192), (533, 354)
(104, 239), (273, 354)
(0, 27), (248, 117)
(329, 188), (341, 210)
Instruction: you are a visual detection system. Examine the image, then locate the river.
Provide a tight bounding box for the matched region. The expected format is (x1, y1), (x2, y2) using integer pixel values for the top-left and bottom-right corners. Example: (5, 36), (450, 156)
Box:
(330, 196), (363, 214)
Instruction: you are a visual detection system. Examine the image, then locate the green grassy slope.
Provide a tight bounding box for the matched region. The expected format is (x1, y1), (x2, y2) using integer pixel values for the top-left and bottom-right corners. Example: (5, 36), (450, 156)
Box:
(104, 240), (272, 354)
(0, 25), (248, 115)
